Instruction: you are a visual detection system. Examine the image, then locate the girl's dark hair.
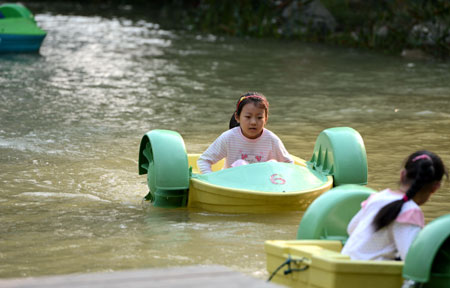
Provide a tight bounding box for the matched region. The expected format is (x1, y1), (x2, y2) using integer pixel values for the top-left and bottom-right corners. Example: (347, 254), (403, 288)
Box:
(373, 150), (447, 231)
(229, 92), (269, 129)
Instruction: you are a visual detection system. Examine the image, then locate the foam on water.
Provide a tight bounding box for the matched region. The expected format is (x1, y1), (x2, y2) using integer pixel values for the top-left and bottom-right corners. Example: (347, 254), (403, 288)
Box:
(17, 192), (111, 203)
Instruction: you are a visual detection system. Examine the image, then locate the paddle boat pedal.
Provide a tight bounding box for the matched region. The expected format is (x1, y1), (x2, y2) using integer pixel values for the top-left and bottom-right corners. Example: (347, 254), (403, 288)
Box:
(138, 127), (368, 213)
(0, 3), (46, 52)
(265, 185), (450, 287)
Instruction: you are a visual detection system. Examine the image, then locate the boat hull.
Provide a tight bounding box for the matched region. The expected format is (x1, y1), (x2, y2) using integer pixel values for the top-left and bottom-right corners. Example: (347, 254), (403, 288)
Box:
(0, 34), (45, 52)
(187, 154), (333, 213)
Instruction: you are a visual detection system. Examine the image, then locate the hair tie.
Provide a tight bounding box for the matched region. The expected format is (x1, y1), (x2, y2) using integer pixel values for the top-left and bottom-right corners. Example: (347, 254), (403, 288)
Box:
(402, 195), (409, 202)
(236, 95), (264, 111)
(412, 154), (432, 162)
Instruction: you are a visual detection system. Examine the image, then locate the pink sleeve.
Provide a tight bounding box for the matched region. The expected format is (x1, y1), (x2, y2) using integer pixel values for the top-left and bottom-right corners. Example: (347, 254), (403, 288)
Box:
(197, 133), (228, 174)
(396, 209), (424, 228)
(361, 193), (376, 208)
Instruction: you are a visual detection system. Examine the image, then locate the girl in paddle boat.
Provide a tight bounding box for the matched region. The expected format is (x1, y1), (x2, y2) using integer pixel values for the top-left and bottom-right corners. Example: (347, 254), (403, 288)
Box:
(197, 92), (294, 174)
(342, 150), (448, 261)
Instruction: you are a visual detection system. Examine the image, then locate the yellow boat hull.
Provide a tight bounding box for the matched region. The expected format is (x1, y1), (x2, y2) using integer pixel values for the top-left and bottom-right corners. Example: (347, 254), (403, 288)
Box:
(186, 154), (333, 213)
(265, 240), (403, 288)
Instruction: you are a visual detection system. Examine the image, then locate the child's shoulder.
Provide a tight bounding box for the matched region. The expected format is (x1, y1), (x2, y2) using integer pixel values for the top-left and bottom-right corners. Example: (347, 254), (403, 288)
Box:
(262, 128), (283, 141)
(225, 127), (240, 135)
(217, 127), (240, 138)
(363, 189), (399, 206)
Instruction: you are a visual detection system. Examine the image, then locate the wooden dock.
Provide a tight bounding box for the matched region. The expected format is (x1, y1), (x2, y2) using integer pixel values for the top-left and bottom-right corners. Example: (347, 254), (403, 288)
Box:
(0, 265), (282, 288)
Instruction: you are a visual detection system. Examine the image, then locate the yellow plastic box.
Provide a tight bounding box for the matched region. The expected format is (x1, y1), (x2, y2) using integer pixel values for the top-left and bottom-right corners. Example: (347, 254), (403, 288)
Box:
(265, 240), (404, 288)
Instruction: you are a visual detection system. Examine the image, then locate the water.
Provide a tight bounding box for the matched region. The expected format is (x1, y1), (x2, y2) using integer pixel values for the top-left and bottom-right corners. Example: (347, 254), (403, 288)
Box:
(1, 7), (450, 279)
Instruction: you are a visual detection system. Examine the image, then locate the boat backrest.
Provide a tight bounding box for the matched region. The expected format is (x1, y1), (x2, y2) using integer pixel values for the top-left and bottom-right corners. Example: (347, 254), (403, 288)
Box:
(297, 184), (375, 243)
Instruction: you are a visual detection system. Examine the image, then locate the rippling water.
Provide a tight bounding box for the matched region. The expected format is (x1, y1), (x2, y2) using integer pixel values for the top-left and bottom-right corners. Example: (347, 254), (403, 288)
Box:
(1, 8), (449, 279)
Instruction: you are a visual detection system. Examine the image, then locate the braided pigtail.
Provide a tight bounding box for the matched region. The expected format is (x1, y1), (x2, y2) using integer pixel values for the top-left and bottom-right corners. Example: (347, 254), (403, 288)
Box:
(373, 151), (446, 231)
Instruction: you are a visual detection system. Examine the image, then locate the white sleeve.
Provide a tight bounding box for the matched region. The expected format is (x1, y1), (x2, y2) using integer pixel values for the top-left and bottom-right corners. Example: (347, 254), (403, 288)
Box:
(272, 134), (294, 163)
(197, 134), (227, 174)
(392, 222), (421, 260)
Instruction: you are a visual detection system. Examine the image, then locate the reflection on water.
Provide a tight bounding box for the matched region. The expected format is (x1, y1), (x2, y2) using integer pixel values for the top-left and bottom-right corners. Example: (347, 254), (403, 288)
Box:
(0, 8), (449, 279)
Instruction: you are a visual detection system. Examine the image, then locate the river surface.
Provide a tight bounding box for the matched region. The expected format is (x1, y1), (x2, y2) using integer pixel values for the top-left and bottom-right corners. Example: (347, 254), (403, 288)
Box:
(1, 6), (449, 279)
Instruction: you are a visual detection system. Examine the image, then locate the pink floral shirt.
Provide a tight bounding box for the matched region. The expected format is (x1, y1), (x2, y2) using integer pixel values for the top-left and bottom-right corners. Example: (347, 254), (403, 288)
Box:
(197, 127), (293, 174)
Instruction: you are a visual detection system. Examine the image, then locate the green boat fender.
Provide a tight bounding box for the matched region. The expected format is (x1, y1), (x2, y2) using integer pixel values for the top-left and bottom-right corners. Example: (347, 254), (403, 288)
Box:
(0, 4), (46, 37)
(0, 4), (34, 19)
(402, 214), (450, 288)
(138, 129), (190, 208)
(297, 184), (375, 242)
(309, 127), (368, 186)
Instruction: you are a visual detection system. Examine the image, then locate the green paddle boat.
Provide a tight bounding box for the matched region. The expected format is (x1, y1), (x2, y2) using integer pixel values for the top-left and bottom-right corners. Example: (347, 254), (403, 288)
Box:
(0, 3), (46, 52)
(266, 185), (450, 287)
(138, 127), (368, 213)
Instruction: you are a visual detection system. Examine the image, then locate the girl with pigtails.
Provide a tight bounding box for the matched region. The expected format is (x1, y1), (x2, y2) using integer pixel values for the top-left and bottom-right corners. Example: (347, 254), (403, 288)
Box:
(197, 92), (293, 174)
(342, 150), (447, 261)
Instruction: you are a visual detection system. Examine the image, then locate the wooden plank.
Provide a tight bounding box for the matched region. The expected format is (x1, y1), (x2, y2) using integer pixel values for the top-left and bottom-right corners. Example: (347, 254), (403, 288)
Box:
(0, 265), (282, 288)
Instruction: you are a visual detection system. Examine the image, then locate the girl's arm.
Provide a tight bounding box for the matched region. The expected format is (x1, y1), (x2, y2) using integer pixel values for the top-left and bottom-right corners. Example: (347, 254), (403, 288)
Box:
(392, 222), (421, 260)
(272, 136), (294, 163)
(197, 134), (227, 174)
(347, 209), (363, 235)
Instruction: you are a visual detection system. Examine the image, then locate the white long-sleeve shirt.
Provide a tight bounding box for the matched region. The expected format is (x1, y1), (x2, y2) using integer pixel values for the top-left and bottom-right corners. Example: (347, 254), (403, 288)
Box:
(197, 127), (293, 174)
(341, 189), (424, 261)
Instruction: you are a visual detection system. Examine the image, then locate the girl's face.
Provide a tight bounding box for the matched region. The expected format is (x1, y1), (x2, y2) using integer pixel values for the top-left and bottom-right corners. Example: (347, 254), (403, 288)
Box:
(235, 102), (268, 139)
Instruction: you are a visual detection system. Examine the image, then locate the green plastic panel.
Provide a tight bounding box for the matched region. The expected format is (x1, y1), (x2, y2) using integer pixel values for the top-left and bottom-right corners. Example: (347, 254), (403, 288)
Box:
(403, 214), (450, 286)
(0, 4), (33, 18)
(193, 161), (328, 192)
(152, 189), (188, 208)
(138, 130), (189, 191)
(0, 4), (46, 36)
(297, 184), (375, 242)
(309, 127), (368, 186)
